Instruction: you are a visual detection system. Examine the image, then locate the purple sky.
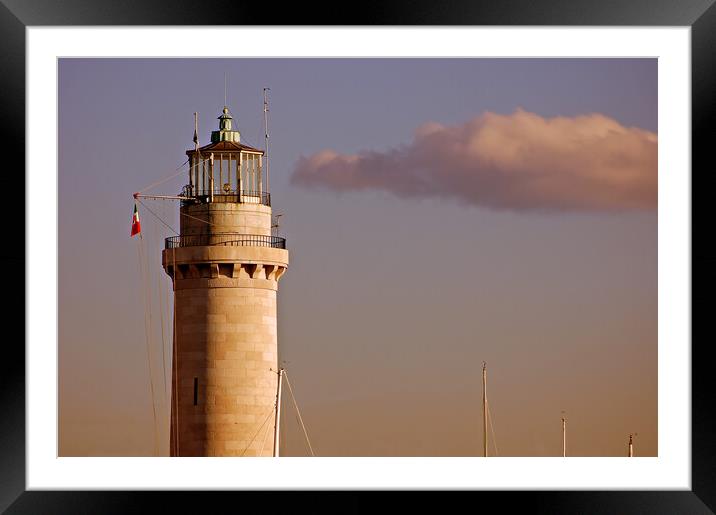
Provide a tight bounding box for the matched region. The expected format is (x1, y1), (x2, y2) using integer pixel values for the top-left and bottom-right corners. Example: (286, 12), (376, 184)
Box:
(59, 58), (657, 456)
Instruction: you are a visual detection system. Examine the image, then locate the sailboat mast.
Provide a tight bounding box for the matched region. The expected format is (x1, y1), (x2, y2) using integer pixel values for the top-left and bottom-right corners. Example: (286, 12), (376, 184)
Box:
(482, 361), (487, 457)
(273, 367), (284, 457)
(628, 433), (634, 457)
(562, 416), (566, 457)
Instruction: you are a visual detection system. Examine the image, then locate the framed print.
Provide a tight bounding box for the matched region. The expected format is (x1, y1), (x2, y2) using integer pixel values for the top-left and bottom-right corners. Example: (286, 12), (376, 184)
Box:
(3, 0), (714, 513)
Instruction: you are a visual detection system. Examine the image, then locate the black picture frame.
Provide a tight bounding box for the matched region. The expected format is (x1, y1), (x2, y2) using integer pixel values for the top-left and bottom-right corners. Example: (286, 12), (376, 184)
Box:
(2, 1), (713, 513)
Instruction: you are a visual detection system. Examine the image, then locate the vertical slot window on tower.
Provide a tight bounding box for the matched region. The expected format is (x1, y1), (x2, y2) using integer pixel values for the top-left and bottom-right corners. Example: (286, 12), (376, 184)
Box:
(193, 377), (198, 406)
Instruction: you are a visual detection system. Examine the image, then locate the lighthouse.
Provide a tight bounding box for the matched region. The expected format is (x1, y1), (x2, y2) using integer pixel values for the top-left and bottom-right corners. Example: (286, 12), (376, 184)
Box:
(162, 105), (289, 456)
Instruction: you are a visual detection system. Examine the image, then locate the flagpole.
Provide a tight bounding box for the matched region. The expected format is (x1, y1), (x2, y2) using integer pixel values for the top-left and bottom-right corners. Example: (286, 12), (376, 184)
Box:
(191, 112), (198, 196)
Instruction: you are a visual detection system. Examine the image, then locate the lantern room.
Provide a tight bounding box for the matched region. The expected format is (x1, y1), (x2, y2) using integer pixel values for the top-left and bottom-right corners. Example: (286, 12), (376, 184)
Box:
(185, 106), (268, 206)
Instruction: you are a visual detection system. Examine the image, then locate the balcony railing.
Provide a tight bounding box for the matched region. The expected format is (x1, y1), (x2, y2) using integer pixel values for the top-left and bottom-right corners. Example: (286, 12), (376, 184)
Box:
(165, 233), (286, 250)
(180, 188), (271, 207)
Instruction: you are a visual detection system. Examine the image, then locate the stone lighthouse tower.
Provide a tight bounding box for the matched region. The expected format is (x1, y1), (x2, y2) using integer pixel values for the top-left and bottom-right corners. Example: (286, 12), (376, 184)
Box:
(162, 106), (288, 456)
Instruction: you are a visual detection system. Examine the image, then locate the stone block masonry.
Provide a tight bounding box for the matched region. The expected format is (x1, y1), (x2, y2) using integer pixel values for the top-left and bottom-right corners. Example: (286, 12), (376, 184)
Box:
(163, 201), (288, 456)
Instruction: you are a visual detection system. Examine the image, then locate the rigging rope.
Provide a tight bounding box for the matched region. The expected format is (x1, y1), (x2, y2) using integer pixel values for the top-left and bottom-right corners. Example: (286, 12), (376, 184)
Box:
(241, 405), (276, 457)
(259, 408), (274, 457)
(179, 210), (219, 227)
(486, 397), (499, 457)
(163, 203), (173, 407)
(135, 195), (217, 242)
(137, 230), (159, 456)
(136, 198), (179, 235)
(151, 211), (168, 406)
(137, 152), (219, 194)
(284, 371), (315, 456)
(159, 200), (173, 412)
(136, 158), (189, 194)
(133, 196), (184, 455)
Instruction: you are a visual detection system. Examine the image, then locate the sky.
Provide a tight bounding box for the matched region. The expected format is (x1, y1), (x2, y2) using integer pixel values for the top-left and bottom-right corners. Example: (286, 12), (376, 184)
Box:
(58, 58), (657, 457)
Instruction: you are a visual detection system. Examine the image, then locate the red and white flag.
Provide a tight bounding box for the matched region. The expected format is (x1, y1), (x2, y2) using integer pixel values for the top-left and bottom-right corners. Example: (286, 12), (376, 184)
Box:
(130, 203), (141, 237)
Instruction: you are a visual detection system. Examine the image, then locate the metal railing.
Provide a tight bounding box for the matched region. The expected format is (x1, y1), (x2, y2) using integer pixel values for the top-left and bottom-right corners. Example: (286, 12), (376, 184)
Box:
(165, 233), (286, 250)
(180, 188), (271, 207)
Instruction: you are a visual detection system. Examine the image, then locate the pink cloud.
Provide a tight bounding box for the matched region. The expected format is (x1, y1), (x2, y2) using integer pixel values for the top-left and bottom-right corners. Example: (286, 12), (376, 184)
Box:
(291, 109), (657, 211)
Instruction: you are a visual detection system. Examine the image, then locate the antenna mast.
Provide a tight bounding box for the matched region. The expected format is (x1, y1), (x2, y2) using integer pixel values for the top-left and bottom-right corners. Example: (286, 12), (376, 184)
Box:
(263, 87), (270, 193)
(272, 213), (283, 237)
(482, 361), (488, 457)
